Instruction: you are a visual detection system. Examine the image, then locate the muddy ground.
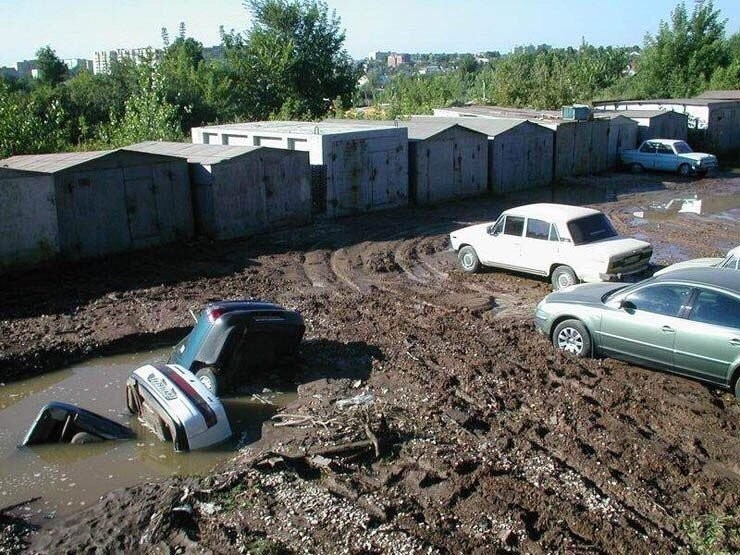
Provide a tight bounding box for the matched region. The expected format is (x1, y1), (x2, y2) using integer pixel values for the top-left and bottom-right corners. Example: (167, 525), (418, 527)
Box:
(1, 171), (739, 554)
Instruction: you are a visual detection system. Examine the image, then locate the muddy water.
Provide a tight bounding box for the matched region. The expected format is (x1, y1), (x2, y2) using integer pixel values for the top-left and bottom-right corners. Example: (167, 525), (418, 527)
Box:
(0, 349), (294, 522)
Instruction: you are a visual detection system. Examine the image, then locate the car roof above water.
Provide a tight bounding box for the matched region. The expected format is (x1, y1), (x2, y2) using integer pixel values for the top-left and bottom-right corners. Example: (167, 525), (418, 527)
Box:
(204, 300), (285, 313)
(653, 267), (740, 294)
(502, 203), (600, 224)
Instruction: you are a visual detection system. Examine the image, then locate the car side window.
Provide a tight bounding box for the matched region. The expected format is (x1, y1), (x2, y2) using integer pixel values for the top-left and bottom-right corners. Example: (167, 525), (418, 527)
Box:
(656, 143), (673, 154)
(639, 142), (656, 153)
(503, 216), (524, 237)
(525, 218), (550, 240)
(690, 290), (740, 328)
(720, 254), (738, 270)
(625, 285), (692, 317)
(548, 224), (560, 242)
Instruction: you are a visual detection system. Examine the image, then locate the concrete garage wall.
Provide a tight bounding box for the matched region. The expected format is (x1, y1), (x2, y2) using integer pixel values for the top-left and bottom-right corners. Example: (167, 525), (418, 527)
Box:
(594, 114), (639, 167)
(489, 121), (554, 193)
(552, 119), (610, 179)
(53, 156), (192, 259)
(0, 174), (60, 268)
(192, 122), (408, 218)
(206, 149), (310, 238)
(128, 142), (310, 240)
(323, 132), (408, 218)
(408, 125), (487, 205)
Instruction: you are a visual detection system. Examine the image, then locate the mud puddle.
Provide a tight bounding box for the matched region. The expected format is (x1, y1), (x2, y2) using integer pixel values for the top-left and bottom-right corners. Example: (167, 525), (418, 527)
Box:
(0, 349), (294, 522)
(631, 192), (740, 222)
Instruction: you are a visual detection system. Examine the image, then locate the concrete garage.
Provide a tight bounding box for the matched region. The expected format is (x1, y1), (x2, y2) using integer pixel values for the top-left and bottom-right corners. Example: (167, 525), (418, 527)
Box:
(127, 142), (311, 240)
(325, 119), (488, 205)
(0, 149), (192, 264)
(434, 105), (610, 178)
(0, 172), (60, 269)
(592, 113), (640, 166)
(594, 98), (740, 152)
(191, 121), (408, 218)
(415, 115), (554, 193)
(597, 109), (688, 142)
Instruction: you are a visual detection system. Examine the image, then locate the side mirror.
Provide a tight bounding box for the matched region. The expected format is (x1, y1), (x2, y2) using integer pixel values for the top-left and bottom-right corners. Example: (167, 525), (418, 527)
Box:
(619, 299), (636, 311)
(487, 225), (500, 236)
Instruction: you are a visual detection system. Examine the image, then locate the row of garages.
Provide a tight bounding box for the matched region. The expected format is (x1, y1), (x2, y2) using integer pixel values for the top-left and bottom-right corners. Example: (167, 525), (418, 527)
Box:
(1, 92), (735, 270)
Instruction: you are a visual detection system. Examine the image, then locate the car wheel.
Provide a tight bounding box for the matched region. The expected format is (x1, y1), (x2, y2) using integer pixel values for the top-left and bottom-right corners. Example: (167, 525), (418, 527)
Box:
(553, 319), (591, 358)
(195, 367), (219, 396)
(551, 265), (578, 290)
(630, 163), (643, 174)
(458, 246), (481, 273)
(734, 374), (740, 398)
(678, 163), (691, 177)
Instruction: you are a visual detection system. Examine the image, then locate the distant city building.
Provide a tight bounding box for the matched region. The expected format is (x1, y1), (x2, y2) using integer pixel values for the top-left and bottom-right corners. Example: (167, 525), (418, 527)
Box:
(367, 51), (389, 62)
(63, 58), (93, 73)
(0, 66), (18, 80)
(387, 53), (411, 68)
(92, 47), (159, 74)
(16, 59), (38, 78)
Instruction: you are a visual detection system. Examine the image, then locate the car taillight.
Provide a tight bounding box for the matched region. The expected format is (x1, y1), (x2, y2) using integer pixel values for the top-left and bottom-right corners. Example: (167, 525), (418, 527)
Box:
(207, 308), (224, 322)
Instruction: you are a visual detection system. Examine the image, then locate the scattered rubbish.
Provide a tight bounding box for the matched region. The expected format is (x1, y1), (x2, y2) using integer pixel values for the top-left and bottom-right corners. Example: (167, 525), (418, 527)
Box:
(22, 402), (134, 446)
(336, 392), (375, 408)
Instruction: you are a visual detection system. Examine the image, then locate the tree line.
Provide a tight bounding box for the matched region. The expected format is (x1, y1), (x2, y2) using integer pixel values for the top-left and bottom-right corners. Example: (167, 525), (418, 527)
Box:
(1, 0), (738, 158)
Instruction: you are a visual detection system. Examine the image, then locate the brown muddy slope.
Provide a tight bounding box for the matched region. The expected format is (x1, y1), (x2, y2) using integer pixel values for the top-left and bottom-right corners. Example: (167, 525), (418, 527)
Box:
(1, 173), (739, 554)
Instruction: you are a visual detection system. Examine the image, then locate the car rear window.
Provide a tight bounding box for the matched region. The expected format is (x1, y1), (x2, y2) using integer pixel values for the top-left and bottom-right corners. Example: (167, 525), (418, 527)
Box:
(567, 214), (618, 245)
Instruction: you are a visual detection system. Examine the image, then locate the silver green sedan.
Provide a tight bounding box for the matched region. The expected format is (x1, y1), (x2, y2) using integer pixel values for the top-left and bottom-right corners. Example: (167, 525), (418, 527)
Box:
(534, 267), (740, 395)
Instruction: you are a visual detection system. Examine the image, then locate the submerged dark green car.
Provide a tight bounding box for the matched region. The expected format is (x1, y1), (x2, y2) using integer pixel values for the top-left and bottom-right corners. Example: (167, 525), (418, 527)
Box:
(534, 267), (740, 395)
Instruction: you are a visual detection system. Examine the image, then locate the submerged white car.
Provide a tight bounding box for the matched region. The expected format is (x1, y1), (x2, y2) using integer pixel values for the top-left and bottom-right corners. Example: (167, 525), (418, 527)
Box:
(450, 203), (653, 290)
(654, 245), (740, 276)
(126, 363), (232, 451)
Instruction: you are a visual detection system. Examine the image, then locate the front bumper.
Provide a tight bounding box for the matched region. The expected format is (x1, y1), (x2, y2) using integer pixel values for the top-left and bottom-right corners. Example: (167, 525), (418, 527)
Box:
(534, 306), (551, 335)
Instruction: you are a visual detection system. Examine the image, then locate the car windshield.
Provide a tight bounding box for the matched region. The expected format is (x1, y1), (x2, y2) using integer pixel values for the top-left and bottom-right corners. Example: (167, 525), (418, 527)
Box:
(566, 213), (618, 245)
(673, 141), (693, 154)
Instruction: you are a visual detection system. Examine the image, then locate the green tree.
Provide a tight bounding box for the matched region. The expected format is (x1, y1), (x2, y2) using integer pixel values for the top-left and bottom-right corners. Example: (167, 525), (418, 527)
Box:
(0, 82), (66, 157)
(97, 63), (182, 147)
(36, 45), (68, 86)
(225, 0), (357, 120)
(635, 0), (728, 97)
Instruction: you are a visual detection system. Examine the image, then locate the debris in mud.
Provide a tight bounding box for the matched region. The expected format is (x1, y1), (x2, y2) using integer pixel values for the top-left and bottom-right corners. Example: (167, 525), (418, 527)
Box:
(365, 252), (402, 273)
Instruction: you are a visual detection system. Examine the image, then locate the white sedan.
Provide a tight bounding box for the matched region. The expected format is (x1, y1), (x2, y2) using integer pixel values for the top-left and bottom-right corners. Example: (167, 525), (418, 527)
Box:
(654, 245), (740, 276)
(449, 203), (653, 290)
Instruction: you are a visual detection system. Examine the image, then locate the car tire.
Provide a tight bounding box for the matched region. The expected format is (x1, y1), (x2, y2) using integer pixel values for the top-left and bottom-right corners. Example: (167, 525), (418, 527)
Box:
(734, 374), (740, 398)
(678, 163), (691, 177)
(551, 265), (578, 290)
(630, 163), (643, 174)
(195, 367), (219, 396)
(458, 246), (481, 273)
(553, 319), (591, 358)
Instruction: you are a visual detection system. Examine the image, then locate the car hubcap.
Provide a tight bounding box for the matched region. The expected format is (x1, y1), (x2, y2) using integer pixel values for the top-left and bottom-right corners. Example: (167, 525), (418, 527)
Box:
(462, 254), (473, 268)
(557, 328), (583, 354)
(557, 274), (573, 289)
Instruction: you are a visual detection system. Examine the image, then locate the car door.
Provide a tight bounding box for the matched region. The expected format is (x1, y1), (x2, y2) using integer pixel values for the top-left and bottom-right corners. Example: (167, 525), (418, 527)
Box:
(673, 288), (740, 385)
(638, 141), (657, 169)
(598, 284), (693, 370)
(655, 142), (677, 171)
(521, 217), (555, 275)
(478, 215), (525, 268)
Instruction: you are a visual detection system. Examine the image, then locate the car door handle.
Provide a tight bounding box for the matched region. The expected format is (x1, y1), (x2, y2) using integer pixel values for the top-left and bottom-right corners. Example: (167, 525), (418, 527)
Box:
(661, 326), (675, 333)
(731, 338), (740, 347)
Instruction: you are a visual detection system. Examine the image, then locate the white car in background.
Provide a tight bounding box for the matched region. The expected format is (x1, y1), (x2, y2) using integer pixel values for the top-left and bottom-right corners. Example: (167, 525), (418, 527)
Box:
(654, 245), (740, 276)
(449, 203), (653, 290)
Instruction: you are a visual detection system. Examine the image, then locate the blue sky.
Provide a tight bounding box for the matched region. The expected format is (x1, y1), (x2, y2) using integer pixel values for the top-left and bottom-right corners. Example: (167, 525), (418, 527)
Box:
(1, 0), (739, 67)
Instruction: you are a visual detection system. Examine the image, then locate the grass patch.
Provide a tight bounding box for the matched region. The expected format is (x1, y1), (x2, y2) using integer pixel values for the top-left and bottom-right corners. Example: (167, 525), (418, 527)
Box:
(684, 513), (740, 555)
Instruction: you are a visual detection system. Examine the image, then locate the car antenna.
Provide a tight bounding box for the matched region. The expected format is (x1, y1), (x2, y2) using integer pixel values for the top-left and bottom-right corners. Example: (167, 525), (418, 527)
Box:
(189, 309), (198, 323)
